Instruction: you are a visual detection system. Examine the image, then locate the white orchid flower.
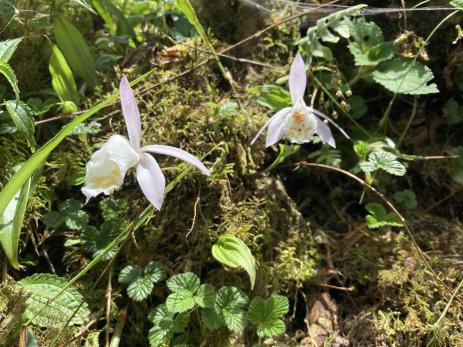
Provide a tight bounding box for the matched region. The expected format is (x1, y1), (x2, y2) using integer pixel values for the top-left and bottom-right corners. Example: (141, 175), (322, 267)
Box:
(251, 53), (349, 148)
(82, 76), (210, 210)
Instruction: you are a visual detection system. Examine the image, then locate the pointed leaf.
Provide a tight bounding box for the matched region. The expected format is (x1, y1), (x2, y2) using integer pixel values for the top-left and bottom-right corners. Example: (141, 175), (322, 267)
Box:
(0, 37), (23, 63)
(118, 264), (142, 284)
(49, 44), (80, 106)
(5, 100), (35, 150)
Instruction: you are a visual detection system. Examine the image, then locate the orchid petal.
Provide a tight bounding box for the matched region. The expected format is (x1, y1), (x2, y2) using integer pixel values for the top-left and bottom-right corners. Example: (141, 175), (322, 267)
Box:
(82, 135), (140, 201)
(136, 153), (166, 210)
(308, 106), (350, 139)
(142, 145), (210, 176)
(316, 118), (336, 148)
(266, 107), (292, 147)
(120, 75), (142, 149)
(289, 53), (307, 104)
(251, 107), (291, 146)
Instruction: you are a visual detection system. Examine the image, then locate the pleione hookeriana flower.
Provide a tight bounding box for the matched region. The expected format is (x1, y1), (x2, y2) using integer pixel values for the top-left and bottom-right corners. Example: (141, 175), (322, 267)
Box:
(82, 76), (210, 209)
(251, 53), (349, 147)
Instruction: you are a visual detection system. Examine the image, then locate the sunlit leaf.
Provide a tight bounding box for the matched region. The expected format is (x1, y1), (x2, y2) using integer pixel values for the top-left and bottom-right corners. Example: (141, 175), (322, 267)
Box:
(247, 296), (289, 338)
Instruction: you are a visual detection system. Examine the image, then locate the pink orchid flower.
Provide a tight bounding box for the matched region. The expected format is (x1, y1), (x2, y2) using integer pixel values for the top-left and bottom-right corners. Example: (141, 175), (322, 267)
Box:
(82, 76), (210, 210)
(251, 53), (349, 148)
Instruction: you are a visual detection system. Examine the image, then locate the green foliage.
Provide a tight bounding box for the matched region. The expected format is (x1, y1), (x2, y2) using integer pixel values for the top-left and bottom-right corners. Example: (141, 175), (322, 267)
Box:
(267, 144), (300, 171)
(119, 262), (165, 301)
(372, 58), (439, 95)
(5, 100), (36, 150)
(69, 121), (102, 136)
(18, 273), (90, 327)
(308, 145), (342, 167)
(0, 38), (22, 63)
(348, 18), (394, 66)
(49, 44), (80, 108)
(212, 234), (256, 289)
(451, 0), (463, 10)
(365, 202), (403, 229)
(443, 99), (463, 124)
(0, 0), (16, 23)
(166, 272), (215, 312)
(214, 102), (239, 117)
(202, 286), (249, 332)
(54, 17), (99, 88)
(148, 304), (189, 347)
(247, 295), (289, 338)
(360, 151), (406, 176)
(80, 221), (120, 260)
(393, 189), (417, 210)
(0, 60), (19, 102)
(348, 95), (368, 118)
(43, 198), (89, 230)
(248, 84), (291, 111)
(99, 197), (129, 223)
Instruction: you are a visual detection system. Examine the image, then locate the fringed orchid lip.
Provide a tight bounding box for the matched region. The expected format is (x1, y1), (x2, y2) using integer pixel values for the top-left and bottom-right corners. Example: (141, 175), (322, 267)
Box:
(82, 76), (211, 210)
(251, 53), (349, 148)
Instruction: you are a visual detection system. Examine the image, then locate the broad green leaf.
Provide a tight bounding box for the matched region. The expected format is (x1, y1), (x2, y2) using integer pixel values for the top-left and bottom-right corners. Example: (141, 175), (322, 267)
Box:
(0, 61), (20, 102)
(195, 284), (216, 308)
(347, 18), (393, 66)
(166, 290), (195, 313)
(91, 0), (116, 34)
(18, 273), (90, 327)
(360, 151), (406, 176)
(216, 286), (248, 332)
(451, 0), (463, 10)
(5, 100), (35, 150)
(118, 265), (142, 284)
(248, 85), (292, 111)
(212, 234), (256, 289)
(393, 189), (417, 209)
(54, 17), (99, 88)
(80, 222), (120, 260)
(0, 37), (22, 62)
(201, 307), (223, 330)
(0, 165), (31, 269)
(127, 277), (154, 301)
(372, 58), (439, 95)
(49, 44), (80, 106)
(167, 272), (201, 293)
(144, 261), (166, 284)
(365, 202), (403, 229)
(247, 296), (289, 338)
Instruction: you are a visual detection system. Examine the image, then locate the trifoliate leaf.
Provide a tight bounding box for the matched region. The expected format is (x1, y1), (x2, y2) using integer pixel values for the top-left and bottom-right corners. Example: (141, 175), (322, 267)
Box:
(365, 202), (403, 229)
(195, 284), (216, 308)
(144, 261), (166, 284)
(372, 57), (439, 95)
(393, 189), (417, 209)
(212, 234), (256, 289)
(18, 273), (90, 327)
(247, 296), (289, 338)
(148, 304), (189, 347)
(80, 221), (120, 260)
(118, 265), (143, 284)
(167, 272), (201, 293)
(360, 151), (406, 176)
(127, 277), (154, 301)
(210, 286), (248, 332)
(166, 290), (195, 313)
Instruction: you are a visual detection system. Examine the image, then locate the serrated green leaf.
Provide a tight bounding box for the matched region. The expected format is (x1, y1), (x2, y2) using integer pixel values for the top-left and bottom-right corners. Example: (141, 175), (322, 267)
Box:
(212, 234), (256, 289)
(167, 272), (200, 293)
(99, 197), (129, 222)
(49, 44), (80, 106)
(214, 286), (248, 332)
(365, 202), (403, 229)
(5, 100), (35, 150)
(248, 85), (292, 111)
(64, 209), (89, 230)
(201, 307), (224, 330)
(127, 277), (154, 301)
(80, 222), (120, 260)
(18, 273), (90, 327)
(451, 0), (463, 10)
(372, 57), (439, 95)
(195, 284), (216, 308)
(215, 102), (238, 117)
(144, 261), (166, 284)
(54, 17), (99, 88)
(247, 296), (289, 338)
(118, 265), (142, 284)
(148, 304), (189, 347)
(360, 151), (406, 176)
(0, 165), (31, 269)
(43, 211), (65, 228)
(0, 38), (23, 63)
(0, 61), (19, 102)
(166, 290), (195, 313)
(393, 189), (417, 209)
